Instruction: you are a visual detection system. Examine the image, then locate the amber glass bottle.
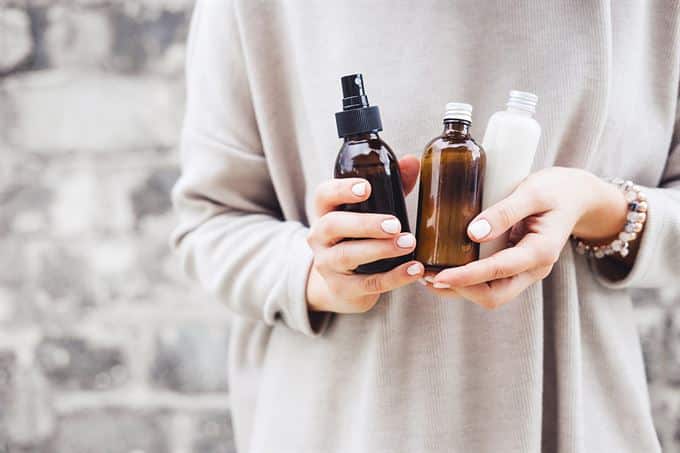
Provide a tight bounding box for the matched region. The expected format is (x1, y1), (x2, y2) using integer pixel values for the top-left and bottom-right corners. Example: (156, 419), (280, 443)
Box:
(334, 74), (412, 274)
(415, 103), (486, 271)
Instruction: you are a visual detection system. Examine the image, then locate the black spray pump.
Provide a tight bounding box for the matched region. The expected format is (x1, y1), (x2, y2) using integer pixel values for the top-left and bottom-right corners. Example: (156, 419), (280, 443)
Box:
(333, 73), (413, 274)
(335, 74), (383, 137)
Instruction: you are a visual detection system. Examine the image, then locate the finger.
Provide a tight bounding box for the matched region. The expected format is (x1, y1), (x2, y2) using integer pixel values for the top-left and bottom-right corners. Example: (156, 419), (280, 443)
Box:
(314, 178), (372, 217)
(466, 185), (546, 243)
(348, 260), (425, 295)
(433, 248), (533, 287)
(423, 283), (462, 297)
(323, 233), (416, 272)
(453, 266), (549, 310)
(398, 154), (421, 195)
(310, 212), (403, 247)
(433, 234), (554, 287)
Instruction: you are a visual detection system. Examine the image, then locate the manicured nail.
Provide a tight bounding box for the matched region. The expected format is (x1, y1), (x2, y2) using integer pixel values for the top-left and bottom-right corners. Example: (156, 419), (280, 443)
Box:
(351, 182), (367, 196)
(418, 278), (428, 286)
(381, 218), (401, 234)
(433, 282), (451, 289)
(406, 262), (422, 276)
(397, 234), (416, 248)
(468, 219), (491, 240)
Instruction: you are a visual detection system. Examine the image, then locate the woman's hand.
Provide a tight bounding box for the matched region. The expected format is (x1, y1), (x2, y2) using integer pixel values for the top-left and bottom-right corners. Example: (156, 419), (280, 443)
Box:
(306, 155), (424, 314)
(427, 167), (629, 309)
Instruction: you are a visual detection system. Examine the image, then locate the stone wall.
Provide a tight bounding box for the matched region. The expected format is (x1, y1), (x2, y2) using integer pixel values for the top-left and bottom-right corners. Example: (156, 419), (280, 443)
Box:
(1, 1), (234, 451)
(0, 1), (679, 452)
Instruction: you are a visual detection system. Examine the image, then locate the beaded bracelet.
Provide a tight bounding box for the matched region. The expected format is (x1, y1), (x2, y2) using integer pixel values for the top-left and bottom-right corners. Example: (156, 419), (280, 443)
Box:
(573, 178), (647, 259)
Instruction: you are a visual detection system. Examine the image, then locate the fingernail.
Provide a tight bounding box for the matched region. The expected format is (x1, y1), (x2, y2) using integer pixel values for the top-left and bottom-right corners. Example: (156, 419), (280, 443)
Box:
(381, 218), (401, 234)
(433, 282), (451, 289)
(424, 276), (435, 283)
(351, 182), (367, 197)
(418, 278), (428, 286)
(468, 219), (491, 240)
(406, 262), (422, 276)
(397, 234), (416, 248)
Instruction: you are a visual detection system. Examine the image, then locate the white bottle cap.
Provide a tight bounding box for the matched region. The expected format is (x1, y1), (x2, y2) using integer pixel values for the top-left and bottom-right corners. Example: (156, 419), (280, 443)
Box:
(443, 102), (473, 123)
(507, 90), (538, 114)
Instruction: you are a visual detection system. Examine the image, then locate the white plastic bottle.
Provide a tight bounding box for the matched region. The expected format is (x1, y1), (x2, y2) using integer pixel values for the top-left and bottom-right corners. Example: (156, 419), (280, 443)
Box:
(480, 91), (541, 259)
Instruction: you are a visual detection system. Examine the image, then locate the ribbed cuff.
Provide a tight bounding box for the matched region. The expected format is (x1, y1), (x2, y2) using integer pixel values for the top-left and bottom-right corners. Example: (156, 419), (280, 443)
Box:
(594, 186), (669, 289)
(283, 227), (333, 337)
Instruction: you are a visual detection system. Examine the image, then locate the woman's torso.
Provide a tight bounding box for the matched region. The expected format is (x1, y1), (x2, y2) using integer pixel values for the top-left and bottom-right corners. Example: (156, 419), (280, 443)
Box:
(226, 1), (679, 452)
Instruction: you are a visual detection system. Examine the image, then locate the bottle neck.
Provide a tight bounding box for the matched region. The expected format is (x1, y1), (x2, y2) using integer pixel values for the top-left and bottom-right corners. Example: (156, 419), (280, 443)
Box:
(506, 105), (534, 117)
(343, 131), (380, 142)
(443, 120), (471, 137)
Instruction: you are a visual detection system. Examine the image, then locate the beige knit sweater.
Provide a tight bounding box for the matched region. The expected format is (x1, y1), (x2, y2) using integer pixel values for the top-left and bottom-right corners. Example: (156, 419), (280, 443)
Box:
(172, 1), (680, 452)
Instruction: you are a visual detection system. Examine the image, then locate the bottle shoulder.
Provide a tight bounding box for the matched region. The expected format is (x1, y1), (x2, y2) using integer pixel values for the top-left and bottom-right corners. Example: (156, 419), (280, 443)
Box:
(335, 136), (399, 175)
(423, 134), (485, 157)
(489, 110), (541, 132)
(337, 137), (397, 160)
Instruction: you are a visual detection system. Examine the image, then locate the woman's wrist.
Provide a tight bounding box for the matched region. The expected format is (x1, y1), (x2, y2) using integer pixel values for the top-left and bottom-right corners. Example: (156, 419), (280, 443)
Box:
(572, 173), (629, 242)
(573, 176), (647, 267)
(306, 266), (331, 312)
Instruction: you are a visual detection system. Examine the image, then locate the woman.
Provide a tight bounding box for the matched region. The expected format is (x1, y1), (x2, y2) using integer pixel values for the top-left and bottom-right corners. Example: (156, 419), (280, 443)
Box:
(172, 1), (680, 452)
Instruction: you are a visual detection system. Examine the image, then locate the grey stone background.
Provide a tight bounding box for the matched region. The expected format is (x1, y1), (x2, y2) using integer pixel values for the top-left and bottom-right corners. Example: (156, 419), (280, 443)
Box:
(0, 0), (234, 451)
(0, 1), (678, 452)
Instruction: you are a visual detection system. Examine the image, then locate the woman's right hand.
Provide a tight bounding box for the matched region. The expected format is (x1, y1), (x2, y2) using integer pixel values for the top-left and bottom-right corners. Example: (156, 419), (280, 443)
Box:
(305, 156), (424, 314)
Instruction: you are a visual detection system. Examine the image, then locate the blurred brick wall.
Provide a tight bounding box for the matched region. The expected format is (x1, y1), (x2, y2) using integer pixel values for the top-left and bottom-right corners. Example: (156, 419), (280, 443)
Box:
(0, 1), (235, 452)
(0, 1), (679, 452)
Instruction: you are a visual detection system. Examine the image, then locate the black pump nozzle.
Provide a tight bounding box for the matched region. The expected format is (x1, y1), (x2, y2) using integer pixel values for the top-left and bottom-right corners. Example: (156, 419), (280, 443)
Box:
(335, 73), (383, 138)
(341, 74), (370, 110)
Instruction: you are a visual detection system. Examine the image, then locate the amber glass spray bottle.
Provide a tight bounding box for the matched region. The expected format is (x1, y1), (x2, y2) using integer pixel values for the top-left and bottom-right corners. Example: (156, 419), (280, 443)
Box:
(334, 74), (412, 274)
(415, 103), (486, 271)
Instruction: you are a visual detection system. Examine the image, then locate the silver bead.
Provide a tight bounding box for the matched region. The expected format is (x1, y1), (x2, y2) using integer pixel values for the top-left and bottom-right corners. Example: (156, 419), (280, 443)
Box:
(624, 223), (636, 233)
(611, 239), (624, 251)
(620, 247), (629, 257)
(576, 242), (587, 254)
(623, 181), (634, 190)
(619, 231), (634, 242)
(633, 222), (643, 233)
(637, 201), (648, 212)
(625, 190), (638, 202)
(594, 249), (606, 258)
(638, 193), (647, 202)
(627, 211), (644, 222)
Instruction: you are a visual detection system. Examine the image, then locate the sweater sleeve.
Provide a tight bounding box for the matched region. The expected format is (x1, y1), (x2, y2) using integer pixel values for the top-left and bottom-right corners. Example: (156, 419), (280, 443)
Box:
(170, 0), (330, 336)
(596, 88), (680, 289)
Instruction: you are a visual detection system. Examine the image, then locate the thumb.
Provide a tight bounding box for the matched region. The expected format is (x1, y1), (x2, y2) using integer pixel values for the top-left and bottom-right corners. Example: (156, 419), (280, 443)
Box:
(398, 154), (420, 195)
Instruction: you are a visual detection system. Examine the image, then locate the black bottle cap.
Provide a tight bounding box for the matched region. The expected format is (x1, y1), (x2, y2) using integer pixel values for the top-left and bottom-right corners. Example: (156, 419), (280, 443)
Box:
(335, 73), (383, 138)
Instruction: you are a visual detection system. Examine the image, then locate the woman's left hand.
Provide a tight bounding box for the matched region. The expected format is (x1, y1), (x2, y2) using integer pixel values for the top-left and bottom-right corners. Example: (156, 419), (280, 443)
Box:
(427, 167), (630, 309)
